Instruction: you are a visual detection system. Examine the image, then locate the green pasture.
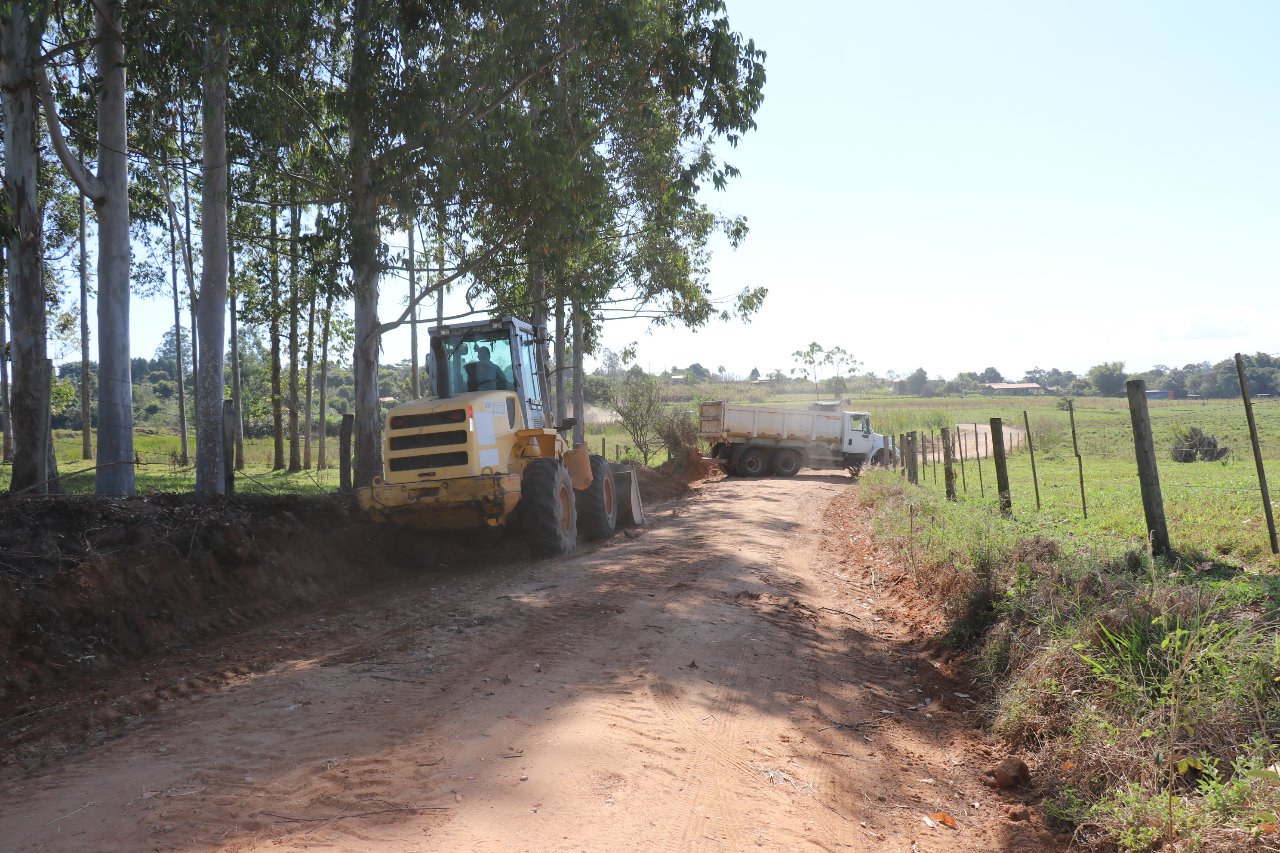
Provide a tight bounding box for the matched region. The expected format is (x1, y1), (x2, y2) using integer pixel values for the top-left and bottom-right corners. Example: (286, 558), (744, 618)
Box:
(0, 431), (341, 496)
(853, 395), (1280, 569)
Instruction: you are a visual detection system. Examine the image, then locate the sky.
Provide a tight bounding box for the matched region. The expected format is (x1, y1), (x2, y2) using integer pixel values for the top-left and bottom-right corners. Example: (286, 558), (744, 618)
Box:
(111, 1), (1279, 383)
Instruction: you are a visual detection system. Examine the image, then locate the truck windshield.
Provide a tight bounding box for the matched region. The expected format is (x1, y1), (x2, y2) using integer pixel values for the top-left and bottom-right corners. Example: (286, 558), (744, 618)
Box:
(440, 330), (514, 393)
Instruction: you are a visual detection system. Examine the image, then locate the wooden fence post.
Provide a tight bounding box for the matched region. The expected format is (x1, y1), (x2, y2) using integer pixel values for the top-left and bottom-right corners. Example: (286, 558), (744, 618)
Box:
(1023, 410), (1041, 511)
(906, 431), (918, 484)
(941, 426), (956, 500)
(990, 417), (1011, 515)
(601, 436), (606, 457)
(899, 433), (906, 476)
(1068, 399), (1087, 519)
(222, 399), (236, 496)
(1125, 379), (1170, 557)
(930, 429), (937, 484)
(974, 423), (985, 498)
(955, 426), (967, 494)
(339, 413), (354, 492)
(1235, 353), (1279, 554)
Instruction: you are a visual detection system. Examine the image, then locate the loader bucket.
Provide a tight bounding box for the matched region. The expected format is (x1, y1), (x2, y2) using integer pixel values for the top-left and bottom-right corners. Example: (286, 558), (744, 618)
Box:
(610, 464), (646, 527)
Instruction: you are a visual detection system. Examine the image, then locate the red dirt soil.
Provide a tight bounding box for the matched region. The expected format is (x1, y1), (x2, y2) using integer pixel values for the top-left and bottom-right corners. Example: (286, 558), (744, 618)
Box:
(0, 472), (1063, 851)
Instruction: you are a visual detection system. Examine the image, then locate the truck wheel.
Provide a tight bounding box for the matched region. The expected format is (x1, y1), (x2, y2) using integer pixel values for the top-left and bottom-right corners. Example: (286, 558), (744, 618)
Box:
(521, 459), (578, 557)
(575, 454), (617, 540)
(772, 449), (802, 477)
(738, 448), (769, 477)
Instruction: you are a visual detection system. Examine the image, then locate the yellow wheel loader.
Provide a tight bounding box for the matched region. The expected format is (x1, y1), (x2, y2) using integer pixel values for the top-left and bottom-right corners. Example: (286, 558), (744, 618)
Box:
(355, 316), (644, 557)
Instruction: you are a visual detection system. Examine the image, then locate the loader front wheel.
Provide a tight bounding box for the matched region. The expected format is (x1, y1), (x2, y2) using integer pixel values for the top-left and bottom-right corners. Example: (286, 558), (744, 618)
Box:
(521, 459), (578, 557)
(576, 454), (617, 541)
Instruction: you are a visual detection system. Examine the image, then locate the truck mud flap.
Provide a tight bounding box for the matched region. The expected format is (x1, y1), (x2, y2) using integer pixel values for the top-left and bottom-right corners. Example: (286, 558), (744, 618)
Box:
(611, 464), (646, 527)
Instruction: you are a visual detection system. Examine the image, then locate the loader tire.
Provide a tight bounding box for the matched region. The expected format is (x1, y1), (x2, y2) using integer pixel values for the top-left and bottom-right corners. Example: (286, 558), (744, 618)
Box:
(575, 454), (617, 541)
(521, 459), (577, 558)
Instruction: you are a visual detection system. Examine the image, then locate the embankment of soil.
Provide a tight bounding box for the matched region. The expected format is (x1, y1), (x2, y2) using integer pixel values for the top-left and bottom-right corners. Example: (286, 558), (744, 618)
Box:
(0, 494), (433, 703)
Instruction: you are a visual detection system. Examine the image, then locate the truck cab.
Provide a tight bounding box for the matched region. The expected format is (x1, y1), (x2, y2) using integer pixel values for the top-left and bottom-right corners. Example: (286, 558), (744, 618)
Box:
(841, 411), (882, 466)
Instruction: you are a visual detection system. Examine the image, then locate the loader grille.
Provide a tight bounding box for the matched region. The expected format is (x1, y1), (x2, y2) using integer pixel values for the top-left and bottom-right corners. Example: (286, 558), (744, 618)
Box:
(389, 430), (468, 451)
(388, 451), (469, 472)
(389, 410), (466, 430)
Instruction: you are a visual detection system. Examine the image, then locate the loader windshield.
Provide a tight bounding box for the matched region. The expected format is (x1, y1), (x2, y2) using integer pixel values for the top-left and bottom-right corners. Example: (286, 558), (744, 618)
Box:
(440, 330), (514, 393)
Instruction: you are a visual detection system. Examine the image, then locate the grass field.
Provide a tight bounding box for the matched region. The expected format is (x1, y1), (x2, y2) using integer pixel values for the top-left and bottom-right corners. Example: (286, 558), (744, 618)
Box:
(847, 395), (1280, 570)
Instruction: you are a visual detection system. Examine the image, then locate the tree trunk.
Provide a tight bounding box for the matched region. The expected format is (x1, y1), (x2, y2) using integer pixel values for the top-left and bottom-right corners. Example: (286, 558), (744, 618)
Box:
(0, 246), (11, 463)
(179, 107), (198, 411)
(169, 223), (190, 464)
(554, 294), (566, 426)
(408, 224), (419, 399)
(287, 199), (301, 472)
(316, 292), (332, 470)
(349, 0), (383, 489)
(44, 360), (60, 493)
(3, 2), (51, 492)
(93, 0), (134, 496)
(571, 304), (585, 448)
(228, 201), (244, 470)
(194, 21), (229, 496)
(303, 287), (316, 468)
(270, 202), (284, 470)
(528, 254), (545, 329)
(78, 182), (91, 459)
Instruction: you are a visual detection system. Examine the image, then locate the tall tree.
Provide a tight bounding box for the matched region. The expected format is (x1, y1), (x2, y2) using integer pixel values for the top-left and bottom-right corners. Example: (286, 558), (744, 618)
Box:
(193, 17), (229, 495)
(39, 0), (134, 494)
(287, 195), (300, 472)
(0, 247), (11, 462)
(2, 0), (53, 492)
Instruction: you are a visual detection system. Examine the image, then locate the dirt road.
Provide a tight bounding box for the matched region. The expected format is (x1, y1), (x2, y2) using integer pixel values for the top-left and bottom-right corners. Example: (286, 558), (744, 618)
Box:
(0, 474), (1057, 852)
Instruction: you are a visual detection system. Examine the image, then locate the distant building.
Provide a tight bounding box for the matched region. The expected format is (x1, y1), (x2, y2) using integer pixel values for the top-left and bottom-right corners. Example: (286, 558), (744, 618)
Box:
(669, 374), (686, 385)
(983, 382), (1044, 396)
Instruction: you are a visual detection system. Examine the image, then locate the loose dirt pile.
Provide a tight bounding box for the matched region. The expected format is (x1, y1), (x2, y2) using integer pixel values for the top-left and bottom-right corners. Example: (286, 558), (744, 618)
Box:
(0, 494), (434, 705)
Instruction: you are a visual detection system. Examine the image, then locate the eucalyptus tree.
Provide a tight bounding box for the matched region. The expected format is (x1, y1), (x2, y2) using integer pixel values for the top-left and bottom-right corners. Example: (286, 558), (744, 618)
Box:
(1, 0), (53, 492)
(37, 0), (133, 495)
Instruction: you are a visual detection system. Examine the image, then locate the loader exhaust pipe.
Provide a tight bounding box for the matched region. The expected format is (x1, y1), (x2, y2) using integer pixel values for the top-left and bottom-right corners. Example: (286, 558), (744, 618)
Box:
(430, 334), (451, 399)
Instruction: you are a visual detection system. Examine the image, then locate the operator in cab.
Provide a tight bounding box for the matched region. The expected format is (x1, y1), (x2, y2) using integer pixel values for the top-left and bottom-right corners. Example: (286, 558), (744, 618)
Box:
(465, 345), (510, 392)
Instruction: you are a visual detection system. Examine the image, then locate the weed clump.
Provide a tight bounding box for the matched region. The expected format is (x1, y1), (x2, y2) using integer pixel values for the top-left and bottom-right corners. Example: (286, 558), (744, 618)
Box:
(1171, 427), (1231, 463)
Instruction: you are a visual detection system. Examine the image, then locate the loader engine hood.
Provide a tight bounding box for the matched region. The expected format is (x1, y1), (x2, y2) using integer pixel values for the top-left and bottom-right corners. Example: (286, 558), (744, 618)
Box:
(382, 391), (522, 485)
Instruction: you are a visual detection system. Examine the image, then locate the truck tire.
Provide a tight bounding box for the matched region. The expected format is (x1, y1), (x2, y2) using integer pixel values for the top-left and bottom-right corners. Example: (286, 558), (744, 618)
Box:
(738, 447), (770, 477)
(575, 454), (617, 540)
(772, 449), (802, 477)
(521, 459), (578, 557)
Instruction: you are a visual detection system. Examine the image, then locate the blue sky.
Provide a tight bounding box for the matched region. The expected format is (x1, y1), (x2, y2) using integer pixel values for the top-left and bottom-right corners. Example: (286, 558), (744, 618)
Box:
(587, 0), (1280, 379)
(116, 1), (1278, 383)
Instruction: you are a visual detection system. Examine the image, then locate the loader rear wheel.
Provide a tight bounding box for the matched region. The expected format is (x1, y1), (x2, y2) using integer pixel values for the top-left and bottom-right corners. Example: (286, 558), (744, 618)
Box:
(738, 448), (769, 477)
(576, 454), (617, 541)
(772, 449), (802, 477)
(521, 459), (578, 558)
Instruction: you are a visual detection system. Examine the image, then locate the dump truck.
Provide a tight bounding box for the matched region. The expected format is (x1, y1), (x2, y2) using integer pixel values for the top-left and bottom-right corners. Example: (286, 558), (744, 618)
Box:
(355, 316), (643, 556)
(699, 400), (887, 476)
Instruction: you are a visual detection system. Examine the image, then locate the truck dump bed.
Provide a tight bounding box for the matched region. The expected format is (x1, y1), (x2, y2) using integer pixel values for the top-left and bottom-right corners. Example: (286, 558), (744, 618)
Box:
(699, 401), (843, 444)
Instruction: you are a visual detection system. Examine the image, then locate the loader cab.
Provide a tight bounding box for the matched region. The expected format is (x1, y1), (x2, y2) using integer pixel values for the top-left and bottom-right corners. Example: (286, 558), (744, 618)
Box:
(429, 317), (548, 428)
